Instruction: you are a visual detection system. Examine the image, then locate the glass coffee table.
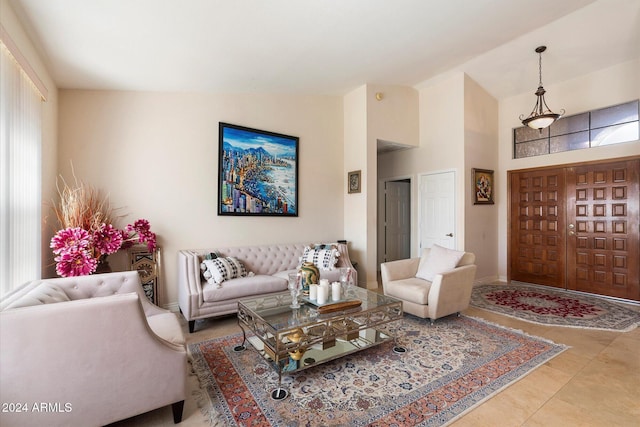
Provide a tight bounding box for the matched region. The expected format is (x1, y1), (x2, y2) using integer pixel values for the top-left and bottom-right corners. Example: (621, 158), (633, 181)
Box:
(235, 287), (404, 400)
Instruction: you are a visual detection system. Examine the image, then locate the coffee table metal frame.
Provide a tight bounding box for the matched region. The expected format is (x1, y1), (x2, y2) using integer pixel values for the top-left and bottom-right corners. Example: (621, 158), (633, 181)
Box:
(236, 287), (404, 400)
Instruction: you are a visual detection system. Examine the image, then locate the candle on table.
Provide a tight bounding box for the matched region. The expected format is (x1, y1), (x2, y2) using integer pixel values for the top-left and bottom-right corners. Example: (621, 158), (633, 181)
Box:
(331, 281), (341, 301)
(317, 285), (328, 304)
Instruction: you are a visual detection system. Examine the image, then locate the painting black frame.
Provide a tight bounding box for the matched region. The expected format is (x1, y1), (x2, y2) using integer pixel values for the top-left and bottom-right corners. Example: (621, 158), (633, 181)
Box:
(218, 122), (299, 216)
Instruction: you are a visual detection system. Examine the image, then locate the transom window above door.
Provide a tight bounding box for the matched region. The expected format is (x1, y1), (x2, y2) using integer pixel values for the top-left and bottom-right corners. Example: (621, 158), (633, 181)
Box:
(513, 100), (639, 159)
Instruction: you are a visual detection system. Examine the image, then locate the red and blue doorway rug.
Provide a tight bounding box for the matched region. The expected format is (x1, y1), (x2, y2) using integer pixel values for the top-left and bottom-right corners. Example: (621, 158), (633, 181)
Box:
(471, 282), (640, 332)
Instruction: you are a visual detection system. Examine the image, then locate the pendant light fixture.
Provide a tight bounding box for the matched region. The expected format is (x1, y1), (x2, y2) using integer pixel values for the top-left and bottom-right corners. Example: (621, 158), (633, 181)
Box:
(520, 46), (565, 131)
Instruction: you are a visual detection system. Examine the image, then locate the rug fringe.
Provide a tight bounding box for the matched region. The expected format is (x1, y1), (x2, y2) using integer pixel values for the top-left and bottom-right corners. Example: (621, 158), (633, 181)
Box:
(441, 315), (570, 426)
(464, 315), (572, 349)
(471, 305), (639, 332)
(187, 346), (232, 427)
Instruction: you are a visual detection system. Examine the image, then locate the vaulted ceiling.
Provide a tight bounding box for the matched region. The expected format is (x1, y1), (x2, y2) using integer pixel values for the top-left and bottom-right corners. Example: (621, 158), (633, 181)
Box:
(9, 0), (640, 99)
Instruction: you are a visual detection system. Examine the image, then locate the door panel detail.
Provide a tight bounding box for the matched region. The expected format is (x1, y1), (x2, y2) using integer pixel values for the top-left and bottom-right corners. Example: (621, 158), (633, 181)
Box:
(510, 168), (566, 288)
(566, 159), (639, 300)
(510, 158), (639, 301)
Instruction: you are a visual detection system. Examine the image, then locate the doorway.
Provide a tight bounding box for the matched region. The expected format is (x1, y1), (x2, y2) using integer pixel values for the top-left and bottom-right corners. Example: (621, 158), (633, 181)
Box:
(508, 157), (639, 301)
(378, 178), (411, 264)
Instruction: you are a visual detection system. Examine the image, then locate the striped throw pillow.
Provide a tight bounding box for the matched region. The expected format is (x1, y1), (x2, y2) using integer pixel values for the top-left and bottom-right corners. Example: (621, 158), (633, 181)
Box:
(201, 257), (248, 285)
(300, 244), (340, 271)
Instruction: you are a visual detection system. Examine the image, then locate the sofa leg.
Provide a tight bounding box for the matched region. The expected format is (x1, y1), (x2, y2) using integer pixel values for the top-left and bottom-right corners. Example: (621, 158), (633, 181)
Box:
(188, 320), (195, 333)
(430, 319), (434, 326)
(172, 400), (184, 423)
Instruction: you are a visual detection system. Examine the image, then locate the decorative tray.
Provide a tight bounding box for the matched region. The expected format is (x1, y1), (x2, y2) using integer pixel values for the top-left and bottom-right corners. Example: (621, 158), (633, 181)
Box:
(301, 296), (352, 307)
(301, 297), (362, 313)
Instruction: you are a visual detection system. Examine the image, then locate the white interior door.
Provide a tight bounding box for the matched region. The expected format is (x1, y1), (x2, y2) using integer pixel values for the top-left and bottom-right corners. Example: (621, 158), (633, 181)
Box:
(384, 180), (411, 262)
(419, 171), (455, 250)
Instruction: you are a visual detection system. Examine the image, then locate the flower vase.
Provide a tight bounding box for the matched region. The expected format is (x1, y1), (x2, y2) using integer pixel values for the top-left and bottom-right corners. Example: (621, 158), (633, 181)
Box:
(95, 255), (112, 274)
(299, 261), (319, 293)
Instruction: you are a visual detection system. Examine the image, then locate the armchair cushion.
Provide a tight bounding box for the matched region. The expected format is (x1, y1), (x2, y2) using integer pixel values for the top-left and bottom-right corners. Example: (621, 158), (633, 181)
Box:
(385, 277), (432, 304)
(416, 244), (465, 281)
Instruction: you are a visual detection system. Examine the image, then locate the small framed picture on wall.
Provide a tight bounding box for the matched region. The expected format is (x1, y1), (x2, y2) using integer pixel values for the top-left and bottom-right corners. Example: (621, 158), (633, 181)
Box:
(348, 170), (361, 194)
(472, 168), (494, 205)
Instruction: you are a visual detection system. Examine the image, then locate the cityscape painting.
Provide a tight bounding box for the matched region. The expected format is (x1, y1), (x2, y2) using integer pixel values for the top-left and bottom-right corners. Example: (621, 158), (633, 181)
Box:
(218, 122), (299, 216)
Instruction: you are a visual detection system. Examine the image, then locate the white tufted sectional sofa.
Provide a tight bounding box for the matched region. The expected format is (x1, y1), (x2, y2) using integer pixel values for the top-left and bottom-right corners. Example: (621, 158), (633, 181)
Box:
(177, 242), (357, 332)
(0, 271), (186, 426)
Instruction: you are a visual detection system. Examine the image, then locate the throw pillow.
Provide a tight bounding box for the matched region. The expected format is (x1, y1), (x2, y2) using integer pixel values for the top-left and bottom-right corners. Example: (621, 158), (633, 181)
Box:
(201, 256), (248, 286)
(415, 244), (465, 282)
(199, 252), (219, 279)
(299, 244), (340, 271)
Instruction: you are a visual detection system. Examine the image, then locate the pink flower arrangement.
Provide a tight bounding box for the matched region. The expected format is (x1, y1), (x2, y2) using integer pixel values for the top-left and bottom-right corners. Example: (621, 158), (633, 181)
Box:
(51, 219), (156, 277)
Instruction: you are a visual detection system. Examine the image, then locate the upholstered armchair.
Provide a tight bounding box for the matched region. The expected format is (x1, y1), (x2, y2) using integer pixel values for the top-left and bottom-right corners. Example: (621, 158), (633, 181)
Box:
(381, 245), (477, 323)
(0, 271), (187, 427)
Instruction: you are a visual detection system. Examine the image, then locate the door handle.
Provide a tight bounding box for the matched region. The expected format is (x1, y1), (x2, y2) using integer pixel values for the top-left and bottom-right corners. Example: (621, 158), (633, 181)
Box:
(445, 233), (453, 237)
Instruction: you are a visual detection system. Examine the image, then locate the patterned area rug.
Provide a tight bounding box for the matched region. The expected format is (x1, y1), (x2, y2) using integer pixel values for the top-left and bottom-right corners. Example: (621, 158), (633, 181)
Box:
(471, 283), (640, 332)
(189, 315), (566, 426)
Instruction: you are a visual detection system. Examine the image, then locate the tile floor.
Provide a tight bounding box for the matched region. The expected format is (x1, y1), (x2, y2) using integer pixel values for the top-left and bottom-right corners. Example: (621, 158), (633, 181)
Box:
(112, 286), (640, 427)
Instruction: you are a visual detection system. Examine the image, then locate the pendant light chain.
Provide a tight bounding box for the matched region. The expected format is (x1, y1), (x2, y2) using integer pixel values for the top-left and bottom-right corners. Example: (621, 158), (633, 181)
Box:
(519, 45), (565, 130)
(538, 49), (543, 87)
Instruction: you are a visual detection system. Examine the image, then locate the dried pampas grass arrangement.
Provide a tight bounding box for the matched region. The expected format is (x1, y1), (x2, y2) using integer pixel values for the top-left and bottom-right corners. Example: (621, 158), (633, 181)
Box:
(51, 167), (120, 232)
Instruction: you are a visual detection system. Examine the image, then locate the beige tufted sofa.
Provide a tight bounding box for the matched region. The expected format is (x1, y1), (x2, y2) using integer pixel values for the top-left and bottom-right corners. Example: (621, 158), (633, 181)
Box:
(0, 271), (186, 427)
(177, 242), (357, 332)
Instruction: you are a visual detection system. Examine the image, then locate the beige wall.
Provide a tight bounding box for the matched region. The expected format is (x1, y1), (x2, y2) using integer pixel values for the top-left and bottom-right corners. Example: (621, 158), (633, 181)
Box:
(343, 86), (368, 284)
(464, 75), (498, 283)
(345, 84), (419, 288)
(378, 73), (466, 258)
(497, 59), (640, 280)
(366, 85), (419, 288)
(1, 0), (58, 279)
(367, 84), (419, 148)
(378, 73), (499, 281)
(58, 90), (344, 306)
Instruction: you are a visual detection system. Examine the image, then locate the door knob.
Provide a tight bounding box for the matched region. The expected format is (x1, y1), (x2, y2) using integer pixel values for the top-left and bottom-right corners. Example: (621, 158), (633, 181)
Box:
(446, 233), (453, 237)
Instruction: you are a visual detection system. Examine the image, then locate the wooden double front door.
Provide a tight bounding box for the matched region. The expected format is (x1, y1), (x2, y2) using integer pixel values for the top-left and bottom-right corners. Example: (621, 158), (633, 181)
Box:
(509, 157), (639, 301)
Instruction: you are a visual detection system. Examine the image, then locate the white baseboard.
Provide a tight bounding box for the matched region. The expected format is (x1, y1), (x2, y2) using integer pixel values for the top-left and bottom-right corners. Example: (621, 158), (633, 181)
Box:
(473, 275), (500, 285)
(163, 302), (180, 312)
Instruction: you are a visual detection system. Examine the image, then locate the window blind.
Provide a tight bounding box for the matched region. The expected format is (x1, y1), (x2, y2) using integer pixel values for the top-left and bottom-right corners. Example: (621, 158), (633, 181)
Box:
(0, 35), (43, 296)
